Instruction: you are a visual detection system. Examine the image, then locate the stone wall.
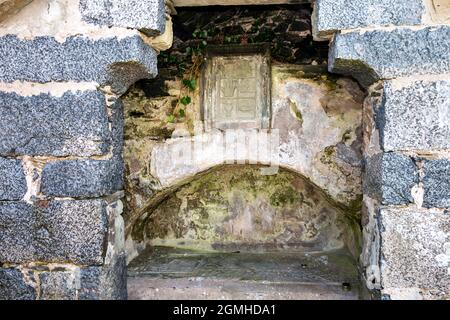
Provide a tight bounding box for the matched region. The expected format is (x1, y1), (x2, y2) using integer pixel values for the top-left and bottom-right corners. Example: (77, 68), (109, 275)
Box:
(314, 0), (450, 299)
(0, 0), (169, 300)
(122, 64), (365, 260)
(0, 0), (448, 300)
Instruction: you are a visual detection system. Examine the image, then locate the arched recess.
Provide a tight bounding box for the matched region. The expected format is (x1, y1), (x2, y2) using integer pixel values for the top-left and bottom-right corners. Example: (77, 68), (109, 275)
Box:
(120, 1), (368, 300)
(126, 164), (363, 300)
(129, 164), (361, 252)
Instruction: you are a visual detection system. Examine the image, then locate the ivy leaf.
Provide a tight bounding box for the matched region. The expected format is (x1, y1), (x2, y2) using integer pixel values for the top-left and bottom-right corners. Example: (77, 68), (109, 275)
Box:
(182, 79), (197, 91)
(179, 109), (185, 118)
(166, 114), (176, 123)
(177, 62), (187, 74)
(180, 96), (192, 106)
(168, 55), (178, 63)
(192, 29), (200, 38)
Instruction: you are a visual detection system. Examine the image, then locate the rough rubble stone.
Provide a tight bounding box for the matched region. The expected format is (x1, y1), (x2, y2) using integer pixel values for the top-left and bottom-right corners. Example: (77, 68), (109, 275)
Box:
(0, 200), (108, 265)
(376, 79), (450, 152)
(379, 207), (450, 299)
(313, 0), (425, 39)
(0, 268), (36, 300)
(41, 157), (124, 198)
(0, 91), (111, 157)
(329, 26), (450, 86)
(0, 158), (27, 200)
(79, 0), (166, 36)
(39, 271), (78, 300)
(0, 201), (34, 262)
(423, 159), (450, 208)
(0, 35), (157, 94)
(364, 153), (418, 205)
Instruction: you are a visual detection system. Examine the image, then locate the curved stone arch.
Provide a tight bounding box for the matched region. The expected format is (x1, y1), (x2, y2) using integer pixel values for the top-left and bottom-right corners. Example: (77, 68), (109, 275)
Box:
(127, 163), (362, 255)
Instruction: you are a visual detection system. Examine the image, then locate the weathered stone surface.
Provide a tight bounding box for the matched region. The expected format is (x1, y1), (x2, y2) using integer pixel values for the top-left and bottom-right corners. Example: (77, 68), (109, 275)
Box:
(313, 0), (425, 39)
(0, 158), (26, 200)
(0, 200), (107, 265)
(431, 0), (450, 23)
(144, 66), (363, 207)
(364, 153), (418, 205)
(41, 157), (123, 198)
(377, 78), (450, 152)
(0, 201), (34, 262)
(423, 159), (450, 208)
(330, 26), (450, 86)
(0, 91), (111, 157)
(0, 268), (35, 300)
(0, 35), (157, 94)
(379, 207), (450, 299)
(134, 165), (359, 252)
(203, 52), (271, 131)
(39, 271), (77, 300)
(79, 253), (127, 300)
(79, 0), (166, 36)
(0, 0), (32, 23)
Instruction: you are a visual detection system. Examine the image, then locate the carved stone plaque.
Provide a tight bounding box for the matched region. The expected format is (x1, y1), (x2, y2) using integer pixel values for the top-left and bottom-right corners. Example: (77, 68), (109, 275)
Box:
(203, 45), (271, 130)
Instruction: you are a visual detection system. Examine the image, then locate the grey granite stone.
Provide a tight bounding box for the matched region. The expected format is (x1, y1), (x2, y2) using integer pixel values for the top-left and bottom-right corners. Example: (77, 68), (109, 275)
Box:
(110, 99), (125, 156)
(0, 35), (157, 94)
(376, 79), (450, 152)
(35, 200), (108, 265)
(379, 207), (450, 298)
(79, 253), (127, 300)
(0, 158), (27, 200)
(79, 0), (166, 36)
(329, 26), (450, 86)
(364, 153), (418, 205)
(0, 201), (34, 263)
(313, 0), (425, 38)
(0, 91), (111, 157)
(0, 268), (36, 300)
(423, 159), (450, 208)
(39, 271), (78, 300)
(41, 157), (124, 198)
(0, 200), (108, 265)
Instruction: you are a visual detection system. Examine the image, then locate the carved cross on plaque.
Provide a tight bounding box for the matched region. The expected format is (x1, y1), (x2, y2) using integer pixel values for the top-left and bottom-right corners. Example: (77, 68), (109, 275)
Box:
(203, 45), (271, 131)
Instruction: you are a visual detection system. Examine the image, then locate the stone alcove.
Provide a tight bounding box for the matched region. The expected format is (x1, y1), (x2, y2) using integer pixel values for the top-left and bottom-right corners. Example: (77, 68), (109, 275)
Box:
(121, 3), (366, 300)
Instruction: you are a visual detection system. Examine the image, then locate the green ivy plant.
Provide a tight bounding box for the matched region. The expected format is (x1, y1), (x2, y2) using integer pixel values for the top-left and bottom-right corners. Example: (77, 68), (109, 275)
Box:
(164, 28), (211, 124)
(182, 79), (197, 91)
(180, 96), (192, 106)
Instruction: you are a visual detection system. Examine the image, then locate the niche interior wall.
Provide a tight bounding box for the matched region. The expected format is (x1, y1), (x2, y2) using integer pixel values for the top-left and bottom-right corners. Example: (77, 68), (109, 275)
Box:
(0, 0), (449, 300)
(121, 2), (366, 300)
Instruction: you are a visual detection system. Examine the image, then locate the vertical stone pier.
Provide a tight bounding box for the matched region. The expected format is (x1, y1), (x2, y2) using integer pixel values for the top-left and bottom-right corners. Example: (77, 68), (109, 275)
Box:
(314, 0), (450, 299)
(0, 0), (169, 299)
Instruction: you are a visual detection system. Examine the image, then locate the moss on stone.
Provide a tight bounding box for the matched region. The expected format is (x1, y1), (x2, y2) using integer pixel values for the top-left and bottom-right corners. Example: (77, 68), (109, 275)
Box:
(133, 165), (359, 254)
